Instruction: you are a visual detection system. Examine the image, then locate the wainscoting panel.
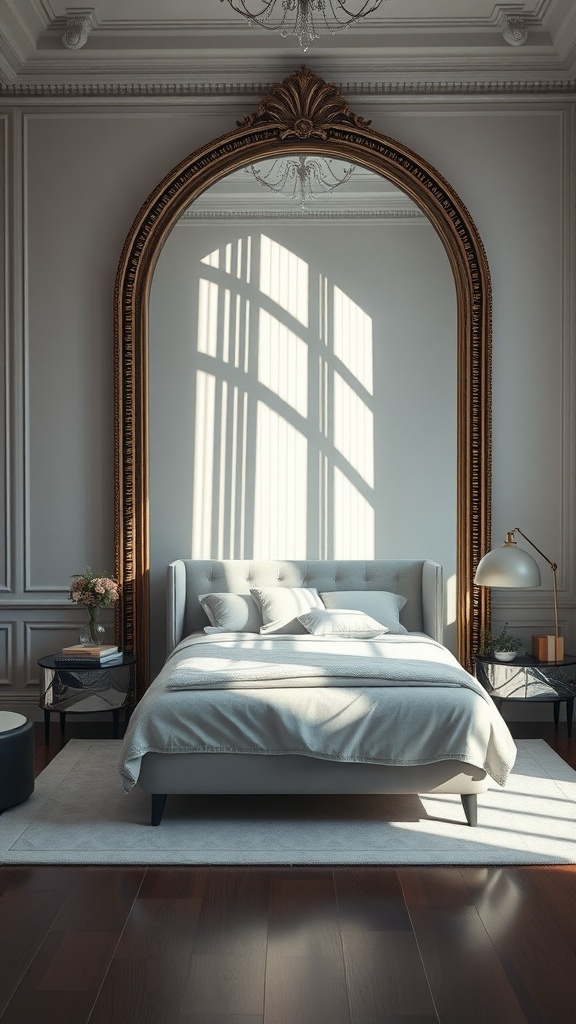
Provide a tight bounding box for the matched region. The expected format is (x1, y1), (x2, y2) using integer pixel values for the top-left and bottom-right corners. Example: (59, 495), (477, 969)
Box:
(0, 621), (12, 689)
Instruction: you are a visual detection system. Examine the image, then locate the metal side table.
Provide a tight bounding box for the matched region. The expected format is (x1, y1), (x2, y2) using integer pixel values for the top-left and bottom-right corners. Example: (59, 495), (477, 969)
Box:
(475, 654), (576, 736)
(38, 653), (136, 742)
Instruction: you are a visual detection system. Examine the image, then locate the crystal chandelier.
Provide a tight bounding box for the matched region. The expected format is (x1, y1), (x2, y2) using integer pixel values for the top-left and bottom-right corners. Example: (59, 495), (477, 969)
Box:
(247, 156), (355, 208)
(221, 0), (388, 51)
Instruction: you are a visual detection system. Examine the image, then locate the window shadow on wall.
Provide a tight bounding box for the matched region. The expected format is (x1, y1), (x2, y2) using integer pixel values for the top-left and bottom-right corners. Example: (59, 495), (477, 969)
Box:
(148, 219), (457, 673)
(189, 231), (376, 560)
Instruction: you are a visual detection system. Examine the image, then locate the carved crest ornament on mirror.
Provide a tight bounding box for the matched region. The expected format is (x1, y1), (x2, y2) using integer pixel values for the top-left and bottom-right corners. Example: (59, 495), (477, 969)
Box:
(114, 67), (492, 695)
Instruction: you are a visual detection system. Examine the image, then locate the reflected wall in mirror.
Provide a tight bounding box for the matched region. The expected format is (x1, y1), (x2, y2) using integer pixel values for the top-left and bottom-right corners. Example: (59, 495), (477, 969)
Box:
(115, 66), (491, 693)
(148, 164), (457, 678)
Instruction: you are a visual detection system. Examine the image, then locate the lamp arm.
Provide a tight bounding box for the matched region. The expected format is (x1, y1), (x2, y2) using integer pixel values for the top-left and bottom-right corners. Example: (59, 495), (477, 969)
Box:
(509, 527), (559, 639)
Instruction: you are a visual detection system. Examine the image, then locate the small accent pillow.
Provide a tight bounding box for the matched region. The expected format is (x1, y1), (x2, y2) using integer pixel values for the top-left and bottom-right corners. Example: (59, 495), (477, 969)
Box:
(298, 607), (388, 639)
(250, 586), (324, 634)
(320, 590), (408, 634)
(199, 592), (262, 634)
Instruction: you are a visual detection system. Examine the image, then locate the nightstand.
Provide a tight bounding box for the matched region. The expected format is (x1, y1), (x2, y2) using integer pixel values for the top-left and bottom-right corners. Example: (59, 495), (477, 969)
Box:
(38, 653), (136, 743)
(475, 654), (576, 736)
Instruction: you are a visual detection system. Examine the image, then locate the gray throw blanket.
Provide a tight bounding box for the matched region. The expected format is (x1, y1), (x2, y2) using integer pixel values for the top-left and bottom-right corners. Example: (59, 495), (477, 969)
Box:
(165, 632), (493, 701)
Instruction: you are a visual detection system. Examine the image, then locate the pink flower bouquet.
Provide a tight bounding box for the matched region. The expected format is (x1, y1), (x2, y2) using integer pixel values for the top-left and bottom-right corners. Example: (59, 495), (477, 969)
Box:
(69, 567), (120, 644)
(69, 567), (120, 609)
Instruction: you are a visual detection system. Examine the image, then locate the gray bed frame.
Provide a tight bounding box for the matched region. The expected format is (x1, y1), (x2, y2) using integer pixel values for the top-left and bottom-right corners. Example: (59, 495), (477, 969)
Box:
(138, 558), (488, 826)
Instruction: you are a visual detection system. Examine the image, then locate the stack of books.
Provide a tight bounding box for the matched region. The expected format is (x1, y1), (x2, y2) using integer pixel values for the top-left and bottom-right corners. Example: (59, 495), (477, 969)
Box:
(54, 644), (123, 667)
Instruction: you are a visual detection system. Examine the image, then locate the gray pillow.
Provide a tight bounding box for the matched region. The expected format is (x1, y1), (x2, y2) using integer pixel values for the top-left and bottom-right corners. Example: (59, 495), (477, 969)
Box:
(250, 586), (324, 634)
(320, 590), (408, 634)
(199, 592), (262, 633)
(298, 607), (388, 639)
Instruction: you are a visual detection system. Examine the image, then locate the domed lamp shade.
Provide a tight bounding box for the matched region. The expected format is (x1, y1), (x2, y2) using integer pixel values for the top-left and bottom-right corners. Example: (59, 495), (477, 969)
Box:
(474, 533), (541, 589)
(474, 528), (559, 650)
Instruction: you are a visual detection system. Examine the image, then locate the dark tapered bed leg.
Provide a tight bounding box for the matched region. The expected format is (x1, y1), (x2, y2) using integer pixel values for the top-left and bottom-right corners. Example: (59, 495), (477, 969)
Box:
(461, 793), (478, 827)
(151, 793), (167, 826)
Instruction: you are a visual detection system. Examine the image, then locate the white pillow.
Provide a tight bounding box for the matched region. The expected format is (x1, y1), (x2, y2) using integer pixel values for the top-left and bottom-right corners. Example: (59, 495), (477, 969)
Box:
(250, 586), (324, 634)
(320, 590), (408, 634)
(199, 592), (262, 633)
(298, 607), (388, 639)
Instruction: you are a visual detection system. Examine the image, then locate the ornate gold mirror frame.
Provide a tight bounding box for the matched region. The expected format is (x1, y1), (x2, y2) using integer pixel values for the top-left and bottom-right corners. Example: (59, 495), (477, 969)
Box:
(114, 67), (491, 693)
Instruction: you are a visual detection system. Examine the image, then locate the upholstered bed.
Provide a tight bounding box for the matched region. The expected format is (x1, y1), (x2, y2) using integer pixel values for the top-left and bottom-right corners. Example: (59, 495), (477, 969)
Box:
(119, 558), (516, 827)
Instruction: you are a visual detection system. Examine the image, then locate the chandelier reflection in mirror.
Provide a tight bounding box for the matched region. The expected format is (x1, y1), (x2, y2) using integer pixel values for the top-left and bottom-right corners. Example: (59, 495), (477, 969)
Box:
(247, 156), (356, 208)
(221, 0), (388, 50)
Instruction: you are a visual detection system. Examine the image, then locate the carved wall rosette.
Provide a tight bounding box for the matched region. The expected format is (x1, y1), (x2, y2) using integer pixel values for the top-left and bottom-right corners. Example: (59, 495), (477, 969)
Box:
(61, 8), (99, 50)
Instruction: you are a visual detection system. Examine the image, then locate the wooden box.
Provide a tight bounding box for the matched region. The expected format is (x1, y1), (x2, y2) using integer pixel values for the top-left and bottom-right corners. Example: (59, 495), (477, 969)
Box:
(532, 635), (564, 662)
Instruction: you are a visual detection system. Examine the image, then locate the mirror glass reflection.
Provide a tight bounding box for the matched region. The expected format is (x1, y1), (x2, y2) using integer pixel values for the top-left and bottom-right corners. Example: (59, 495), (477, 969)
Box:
(148, 158), (457, 676)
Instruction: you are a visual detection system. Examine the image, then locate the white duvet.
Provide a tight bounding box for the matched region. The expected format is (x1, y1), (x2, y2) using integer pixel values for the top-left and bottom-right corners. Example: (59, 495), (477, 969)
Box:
(118, 632), (517, 791)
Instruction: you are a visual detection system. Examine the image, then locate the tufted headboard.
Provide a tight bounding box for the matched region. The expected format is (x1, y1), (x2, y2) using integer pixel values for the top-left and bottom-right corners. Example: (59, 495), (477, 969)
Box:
(166, 559), (443, 654)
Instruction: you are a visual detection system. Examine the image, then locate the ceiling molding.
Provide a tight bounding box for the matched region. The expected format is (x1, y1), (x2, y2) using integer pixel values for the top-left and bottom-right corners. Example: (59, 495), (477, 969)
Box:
(0, 0), (575, 90)
(1, 49), (576, 91)
(3, 58), (576, 85)
(1, 76), (574, 101)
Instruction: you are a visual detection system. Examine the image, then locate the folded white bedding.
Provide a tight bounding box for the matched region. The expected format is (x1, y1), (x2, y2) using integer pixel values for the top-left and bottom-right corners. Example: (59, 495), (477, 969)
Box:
(165, 632), (490, 692)
(119, 633), (517, 792)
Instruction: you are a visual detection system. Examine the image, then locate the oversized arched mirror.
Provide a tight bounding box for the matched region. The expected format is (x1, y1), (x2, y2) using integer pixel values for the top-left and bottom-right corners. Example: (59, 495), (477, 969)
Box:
(115, 67), (491, 696)
(147, 163), (458, 682)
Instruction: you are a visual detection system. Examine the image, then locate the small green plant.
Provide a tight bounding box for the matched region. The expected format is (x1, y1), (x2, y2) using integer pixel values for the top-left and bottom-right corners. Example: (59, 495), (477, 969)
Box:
(493, 623), (524, 653)
(477, 622), (524, 655)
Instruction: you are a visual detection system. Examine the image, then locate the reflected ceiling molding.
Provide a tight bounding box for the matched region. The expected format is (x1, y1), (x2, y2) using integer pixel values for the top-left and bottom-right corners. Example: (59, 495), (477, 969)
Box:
(187, 162), (429, 218)
(180, 208), (427, 222)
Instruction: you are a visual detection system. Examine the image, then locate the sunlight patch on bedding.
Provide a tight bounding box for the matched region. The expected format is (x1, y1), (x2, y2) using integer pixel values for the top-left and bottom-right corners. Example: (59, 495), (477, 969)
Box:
(248, 685), (377, 729)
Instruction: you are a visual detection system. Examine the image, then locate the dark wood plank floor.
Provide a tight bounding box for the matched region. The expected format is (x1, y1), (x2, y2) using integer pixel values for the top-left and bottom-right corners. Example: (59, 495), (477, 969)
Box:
(1, 720), (575, 1024)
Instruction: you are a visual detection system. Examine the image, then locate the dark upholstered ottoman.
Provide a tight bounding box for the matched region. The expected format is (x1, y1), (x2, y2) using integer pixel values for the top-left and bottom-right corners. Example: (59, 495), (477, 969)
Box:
(0, 712), (35, 812)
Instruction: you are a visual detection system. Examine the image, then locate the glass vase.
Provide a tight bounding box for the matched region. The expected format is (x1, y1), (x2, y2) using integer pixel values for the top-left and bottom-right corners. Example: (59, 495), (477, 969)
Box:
(79, 607), (105, 646)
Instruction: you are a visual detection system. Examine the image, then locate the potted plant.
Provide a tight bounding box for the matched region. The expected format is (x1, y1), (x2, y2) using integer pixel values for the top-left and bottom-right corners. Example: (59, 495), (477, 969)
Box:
(478, 622), (524, 661)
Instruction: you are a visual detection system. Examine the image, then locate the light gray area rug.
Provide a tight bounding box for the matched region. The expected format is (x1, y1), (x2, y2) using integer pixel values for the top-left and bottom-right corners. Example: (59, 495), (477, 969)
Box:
(1, 739), (575, 865)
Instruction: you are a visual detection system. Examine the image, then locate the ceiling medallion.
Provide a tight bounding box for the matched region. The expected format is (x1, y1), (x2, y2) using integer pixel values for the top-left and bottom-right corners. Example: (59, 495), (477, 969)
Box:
(221, 0), (388, 51)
